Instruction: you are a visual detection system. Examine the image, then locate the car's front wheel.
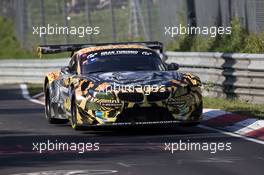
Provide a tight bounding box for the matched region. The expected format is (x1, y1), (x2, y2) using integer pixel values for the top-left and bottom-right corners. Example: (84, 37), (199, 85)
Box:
(45, 84), (68, 124)
(70, 95), (83, 130)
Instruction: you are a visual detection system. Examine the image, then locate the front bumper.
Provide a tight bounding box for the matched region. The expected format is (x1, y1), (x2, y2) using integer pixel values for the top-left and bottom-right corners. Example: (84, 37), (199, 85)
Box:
(75, 88), (203, 126)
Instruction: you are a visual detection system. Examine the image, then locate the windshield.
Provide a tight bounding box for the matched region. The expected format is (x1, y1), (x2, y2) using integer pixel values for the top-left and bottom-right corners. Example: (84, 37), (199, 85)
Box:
(81, 49), (166, 74)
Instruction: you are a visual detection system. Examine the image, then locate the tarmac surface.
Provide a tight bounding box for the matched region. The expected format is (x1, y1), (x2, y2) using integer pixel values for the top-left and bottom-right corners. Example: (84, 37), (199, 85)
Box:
(0, 85), (263, 175)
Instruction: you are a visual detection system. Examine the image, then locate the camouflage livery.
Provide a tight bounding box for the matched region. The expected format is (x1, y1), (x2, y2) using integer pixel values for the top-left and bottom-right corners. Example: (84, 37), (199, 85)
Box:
(42, 42), (203, 130)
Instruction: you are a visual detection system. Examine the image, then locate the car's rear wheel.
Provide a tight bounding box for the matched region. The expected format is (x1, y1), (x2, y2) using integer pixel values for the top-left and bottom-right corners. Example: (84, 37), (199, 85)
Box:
(45, 84), (68, 124)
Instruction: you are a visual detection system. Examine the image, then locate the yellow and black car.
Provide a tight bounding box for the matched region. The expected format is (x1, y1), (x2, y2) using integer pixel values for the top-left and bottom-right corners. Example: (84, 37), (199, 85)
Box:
(39, 41), (203, 130)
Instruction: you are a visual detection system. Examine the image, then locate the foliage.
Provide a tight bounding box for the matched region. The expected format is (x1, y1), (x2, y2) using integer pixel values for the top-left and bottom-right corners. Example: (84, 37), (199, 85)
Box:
(168, 18), (264, 53)
(0, 17), (34, 59)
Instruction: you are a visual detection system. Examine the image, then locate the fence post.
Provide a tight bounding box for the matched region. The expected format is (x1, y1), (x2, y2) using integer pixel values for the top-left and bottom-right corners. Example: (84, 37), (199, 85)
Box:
(63, 0), (69, 44)
(146, 0), (153, 40)
(109, 0), (116, 42)
(21, 0), (28, 48)
(85, 0), (93, 43)
(40, 0), (46, 45)
(135, 0), (149, 40)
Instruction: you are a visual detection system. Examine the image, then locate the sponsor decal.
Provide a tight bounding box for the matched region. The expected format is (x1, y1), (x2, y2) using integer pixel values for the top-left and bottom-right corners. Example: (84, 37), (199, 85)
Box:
(100, 50), (139, 56)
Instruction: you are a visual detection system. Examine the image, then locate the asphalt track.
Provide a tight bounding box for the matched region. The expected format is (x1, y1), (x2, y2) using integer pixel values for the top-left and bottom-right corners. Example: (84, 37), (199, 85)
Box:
(0, 85), (263, 175)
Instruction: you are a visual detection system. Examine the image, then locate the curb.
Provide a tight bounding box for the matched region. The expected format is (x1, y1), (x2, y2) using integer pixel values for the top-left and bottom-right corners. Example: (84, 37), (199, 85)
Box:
(202, 109), (264, 141)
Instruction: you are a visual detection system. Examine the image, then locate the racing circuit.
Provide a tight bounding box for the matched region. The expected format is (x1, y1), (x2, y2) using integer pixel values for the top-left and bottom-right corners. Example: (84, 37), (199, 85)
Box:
(1, 0), (264, 174)
(0, 84), (263, 175)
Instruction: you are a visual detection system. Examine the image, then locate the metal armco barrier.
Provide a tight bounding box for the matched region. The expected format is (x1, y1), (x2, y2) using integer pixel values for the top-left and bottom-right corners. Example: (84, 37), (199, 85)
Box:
(0, 52), (264, 103)
(0, 58), (68, 84)
(165, 52), (264, 104)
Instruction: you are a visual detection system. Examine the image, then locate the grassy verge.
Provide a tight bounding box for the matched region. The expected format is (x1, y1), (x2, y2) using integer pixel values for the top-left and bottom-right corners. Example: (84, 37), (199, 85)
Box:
(27, 83), (43, 97)
(204, 97), (264, 119)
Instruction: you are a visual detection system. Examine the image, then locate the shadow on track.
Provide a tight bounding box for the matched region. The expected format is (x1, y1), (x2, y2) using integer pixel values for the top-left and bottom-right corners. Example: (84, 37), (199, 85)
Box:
(80, 124), (214, 136)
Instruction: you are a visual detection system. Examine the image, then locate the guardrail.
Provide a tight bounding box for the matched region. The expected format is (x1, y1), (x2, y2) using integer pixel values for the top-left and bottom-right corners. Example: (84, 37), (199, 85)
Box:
(0, 59), (68, 84)
(165, 52), (264, 104)
(0, 52), (264, 103)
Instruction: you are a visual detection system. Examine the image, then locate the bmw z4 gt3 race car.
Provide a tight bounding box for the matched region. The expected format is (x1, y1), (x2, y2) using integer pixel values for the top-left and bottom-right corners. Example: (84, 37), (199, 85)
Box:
(39, 41), (203, 130)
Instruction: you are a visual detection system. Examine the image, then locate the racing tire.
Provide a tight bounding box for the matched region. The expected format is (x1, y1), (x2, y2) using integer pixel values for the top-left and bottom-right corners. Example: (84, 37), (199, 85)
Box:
(70, 95), (83, 130)
(45, 84), (68, 124)
(191, 101), (203, 118)
(179, 102), (203, 127)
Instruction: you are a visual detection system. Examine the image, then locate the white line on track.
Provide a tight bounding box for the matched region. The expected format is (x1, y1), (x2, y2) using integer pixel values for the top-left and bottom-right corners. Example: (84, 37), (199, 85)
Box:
(32, 92), (44, 99)
(19, 84), (45, 105)
(117, 162), (132, 167)
(11, 169), (118, 175)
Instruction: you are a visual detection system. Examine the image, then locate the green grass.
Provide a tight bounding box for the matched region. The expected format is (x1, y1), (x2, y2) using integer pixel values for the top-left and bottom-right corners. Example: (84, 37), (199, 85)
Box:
(204, 97), (264, 119)
(27, 83), (43, 96)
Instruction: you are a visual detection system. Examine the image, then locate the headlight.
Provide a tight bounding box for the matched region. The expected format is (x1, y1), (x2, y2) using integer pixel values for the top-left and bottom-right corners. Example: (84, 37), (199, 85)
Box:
(173, 86), (189, 98)
(88, 89), (115, 99)
(95, 92), (115, 100)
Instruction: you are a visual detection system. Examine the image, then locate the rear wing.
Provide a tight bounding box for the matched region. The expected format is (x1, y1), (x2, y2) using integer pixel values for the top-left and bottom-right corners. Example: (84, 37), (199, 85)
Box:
(37, 41), (163, 58)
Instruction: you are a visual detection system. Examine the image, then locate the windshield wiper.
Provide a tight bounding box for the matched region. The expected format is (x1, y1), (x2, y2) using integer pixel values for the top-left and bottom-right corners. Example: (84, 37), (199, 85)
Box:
(133, 67), (153, 71)
(87, 70), (107, 74)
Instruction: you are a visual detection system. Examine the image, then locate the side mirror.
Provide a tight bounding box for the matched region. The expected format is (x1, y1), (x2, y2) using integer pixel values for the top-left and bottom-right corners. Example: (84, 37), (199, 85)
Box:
(161, 54), (168, 61)
(61, 66), (71, 74)
(167, 63), (179, 71)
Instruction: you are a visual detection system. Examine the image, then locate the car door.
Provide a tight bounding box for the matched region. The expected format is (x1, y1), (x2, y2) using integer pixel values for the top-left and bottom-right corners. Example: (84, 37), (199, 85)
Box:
(60, 55), (78, 114)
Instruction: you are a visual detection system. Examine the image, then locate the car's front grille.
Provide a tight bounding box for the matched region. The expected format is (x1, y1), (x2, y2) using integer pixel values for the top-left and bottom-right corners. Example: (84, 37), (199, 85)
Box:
(116, 107), (175, 122)
(147, 91), (170, 102)
(118, 92), (144, 102)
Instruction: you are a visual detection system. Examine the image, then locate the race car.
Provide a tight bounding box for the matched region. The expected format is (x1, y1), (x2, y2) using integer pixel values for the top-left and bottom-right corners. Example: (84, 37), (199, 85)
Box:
(38, 41), (203, 130)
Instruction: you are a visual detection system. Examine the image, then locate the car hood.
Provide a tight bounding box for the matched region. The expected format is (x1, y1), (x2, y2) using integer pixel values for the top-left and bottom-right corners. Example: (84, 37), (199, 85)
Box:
(82, 71), (185, 86)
